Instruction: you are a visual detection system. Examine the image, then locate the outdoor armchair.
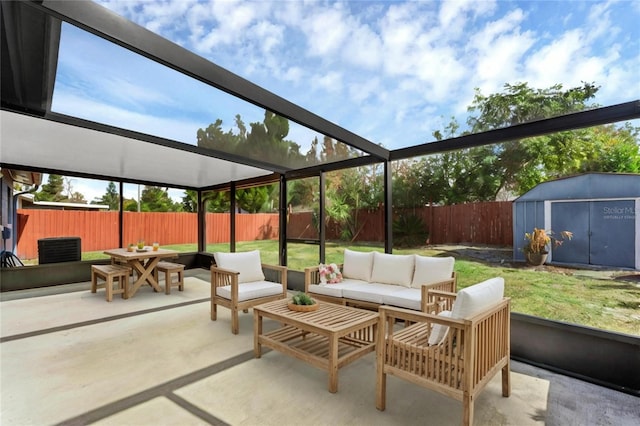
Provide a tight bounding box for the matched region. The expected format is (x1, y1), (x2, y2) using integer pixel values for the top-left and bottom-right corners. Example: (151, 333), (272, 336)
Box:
(376, 277), (511, 426)
(210, 250), (287, 334)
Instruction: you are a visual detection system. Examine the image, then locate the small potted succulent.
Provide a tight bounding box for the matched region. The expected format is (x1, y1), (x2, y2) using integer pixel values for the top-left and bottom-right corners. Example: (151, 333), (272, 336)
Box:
(523, 228), (573, 265)
(288, 292), (319, 312)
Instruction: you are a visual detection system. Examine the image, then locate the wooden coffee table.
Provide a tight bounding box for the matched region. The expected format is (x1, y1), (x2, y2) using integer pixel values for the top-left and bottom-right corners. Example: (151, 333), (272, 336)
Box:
(254, 299), (379, 393)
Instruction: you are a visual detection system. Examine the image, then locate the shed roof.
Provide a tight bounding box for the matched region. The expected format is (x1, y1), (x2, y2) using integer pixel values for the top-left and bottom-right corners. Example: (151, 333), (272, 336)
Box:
(514, 173), (640, 202)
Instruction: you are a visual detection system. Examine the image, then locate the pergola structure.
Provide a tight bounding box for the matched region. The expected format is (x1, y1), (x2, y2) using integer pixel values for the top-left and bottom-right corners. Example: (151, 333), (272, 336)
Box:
(2, 0), (639, 260)
(1, 0), (639, 396)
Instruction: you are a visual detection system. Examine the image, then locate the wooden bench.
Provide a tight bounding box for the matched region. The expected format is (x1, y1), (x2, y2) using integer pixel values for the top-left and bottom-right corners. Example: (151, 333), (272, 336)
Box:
(154, 261), (185, 294)
(91, 264), (131, 302)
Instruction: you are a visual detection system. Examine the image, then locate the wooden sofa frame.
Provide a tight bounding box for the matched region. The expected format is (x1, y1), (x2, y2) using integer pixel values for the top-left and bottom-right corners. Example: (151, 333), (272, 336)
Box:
(376, 288), (511, 426)
(304, 263), (457, 312)
(211, 263), (287, 334)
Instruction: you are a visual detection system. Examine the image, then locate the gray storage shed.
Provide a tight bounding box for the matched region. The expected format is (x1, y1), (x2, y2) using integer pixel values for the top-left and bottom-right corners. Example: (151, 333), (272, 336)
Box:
(513, 173), (640, 269)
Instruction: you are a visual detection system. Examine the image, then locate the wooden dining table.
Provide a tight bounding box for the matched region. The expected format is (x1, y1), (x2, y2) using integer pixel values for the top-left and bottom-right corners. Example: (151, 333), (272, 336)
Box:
(103, 247), (179, 298)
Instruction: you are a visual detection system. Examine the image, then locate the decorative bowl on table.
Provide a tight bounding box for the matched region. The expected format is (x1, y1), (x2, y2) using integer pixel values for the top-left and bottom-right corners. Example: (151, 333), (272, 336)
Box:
(288, 292), (319, 312)
(136, 248), (148, 253)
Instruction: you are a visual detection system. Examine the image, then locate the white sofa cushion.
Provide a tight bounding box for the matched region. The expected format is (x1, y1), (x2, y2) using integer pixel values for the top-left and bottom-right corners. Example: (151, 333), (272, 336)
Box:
(411, 255), (455, 288)
(382, 288), (421, 310)
(451, 277), (505, 319)
(216, 280), (282, 302)
(213, 250), (265, 284)
(428, 310), (453, 345)
(342, 283), (405, 304)
(371, 252), (415, 287)
(308, 279), (362, 298)
(342, 249), (374, 282)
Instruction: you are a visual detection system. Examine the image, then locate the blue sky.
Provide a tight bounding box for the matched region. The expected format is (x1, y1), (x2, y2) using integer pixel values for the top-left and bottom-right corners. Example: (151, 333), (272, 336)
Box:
(50, 0), (640, 202)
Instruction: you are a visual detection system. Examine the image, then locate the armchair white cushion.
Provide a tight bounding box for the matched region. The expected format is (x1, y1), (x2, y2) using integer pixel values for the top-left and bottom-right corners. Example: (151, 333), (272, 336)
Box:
(451, 277), (504, 319)
(214, 250), (265, 283)
(211, 250), (286, 334)
(427, 277), (505, 346)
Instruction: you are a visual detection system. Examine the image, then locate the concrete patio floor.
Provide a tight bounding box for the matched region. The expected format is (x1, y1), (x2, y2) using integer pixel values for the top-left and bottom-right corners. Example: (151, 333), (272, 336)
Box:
(1, 268), (638, 425)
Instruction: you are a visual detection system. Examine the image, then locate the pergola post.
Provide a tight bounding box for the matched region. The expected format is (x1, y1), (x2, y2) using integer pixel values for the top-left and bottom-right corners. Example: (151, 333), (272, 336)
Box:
(384, 161), (393, 253)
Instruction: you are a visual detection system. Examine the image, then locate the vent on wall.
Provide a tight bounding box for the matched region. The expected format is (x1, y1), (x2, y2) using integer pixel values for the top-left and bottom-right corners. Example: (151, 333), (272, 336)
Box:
(38, 237), (81, 264)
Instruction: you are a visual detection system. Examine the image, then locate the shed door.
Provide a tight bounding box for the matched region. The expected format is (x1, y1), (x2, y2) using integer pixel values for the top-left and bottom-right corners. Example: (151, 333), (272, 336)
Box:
(589, 200), (635, 268)
(551, 202), (589, 264)
(551, 200), (636, 268)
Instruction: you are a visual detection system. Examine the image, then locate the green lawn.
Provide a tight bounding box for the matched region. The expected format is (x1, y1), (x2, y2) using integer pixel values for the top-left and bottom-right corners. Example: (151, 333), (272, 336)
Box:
(75, 240), (639, 336)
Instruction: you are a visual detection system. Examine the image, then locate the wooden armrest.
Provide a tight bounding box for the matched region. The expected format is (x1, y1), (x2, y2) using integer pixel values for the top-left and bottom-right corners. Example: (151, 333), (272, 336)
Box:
(262, 263), (288, 288)
(418, 277), (456, 292)
(379, 305), (439, 325)
(379, 305), (465, 336)
(304, 263), (344, 292)
(262, 263), (287, 273)
(419, 279), (456, 312)
(210, 265), (240, 276)
(427, 289), (457, 298)
(304, 267), (318, 292)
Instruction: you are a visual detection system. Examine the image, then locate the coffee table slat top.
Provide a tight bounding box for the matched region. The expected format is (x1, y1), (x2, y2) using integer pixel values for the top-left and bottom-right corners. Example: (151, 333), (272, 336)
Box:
(254, 299), (378, 332)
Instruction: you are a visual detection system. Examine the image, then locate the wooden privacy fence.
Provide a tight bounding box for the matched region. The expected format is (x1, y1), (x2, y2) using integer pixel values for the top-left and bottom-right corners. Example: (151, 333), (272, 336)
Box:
(15, 210), (279, 259)
(15, 202), (512, 259)
(287, 202), (513, 246)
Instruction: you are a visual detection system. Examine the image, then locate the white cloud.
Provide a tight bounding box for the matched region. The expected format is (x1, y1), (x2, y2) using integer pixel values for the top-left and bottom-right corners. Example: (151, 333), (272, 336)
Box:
(87, 0), (640, 152)
(341, 21), (383, 70)
(470, 9), (536, 94)
(313, 71), (344, 93)
(301, 4), (350, 57)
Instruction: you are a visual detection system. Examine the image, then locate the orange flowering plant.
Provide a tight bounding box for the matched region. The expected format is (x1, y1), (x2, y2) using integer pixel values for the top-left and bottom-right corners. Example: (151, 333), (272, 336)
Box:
(523, 228), (573, 254)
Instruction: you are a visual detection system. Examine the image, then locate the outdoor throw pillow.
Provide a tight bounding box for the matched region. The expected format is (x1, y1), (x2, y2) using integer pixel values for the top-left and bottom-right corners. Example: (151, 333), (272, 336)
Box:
(319, 263), (343, 284)
(213, 250), (265, 284)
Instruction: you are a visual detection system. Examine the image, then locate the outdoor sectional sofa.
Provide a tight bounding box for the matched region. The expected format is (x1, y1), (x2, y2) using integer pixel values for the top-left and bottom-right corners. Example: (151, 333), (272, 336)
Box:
(304, 249), (457, 311)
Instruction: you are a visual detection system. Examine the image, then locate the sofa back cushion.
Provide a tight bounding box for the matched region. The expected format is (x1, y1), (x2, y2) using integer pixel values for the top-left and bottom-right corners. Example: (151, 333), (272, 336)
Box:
(213, 250), (265, 284)
(451, 277), (504, 319)
(371, 252), (415, 287)
(411, 255), (455, 288)
(342, 249), (374, 282)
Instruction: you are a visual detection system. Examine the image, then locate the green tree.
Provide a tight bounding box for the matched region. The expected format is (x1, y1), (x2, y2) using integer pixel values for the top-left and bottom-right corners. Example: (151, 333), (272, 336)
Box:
(421, 82), (640, 201)
(182, 190), (198, 213)
(140, 186), (176, 212)
(325, 165), (383, 241)
(198, 111), (307, 168)
(68, 192), (87, 203)
(182, 190), (231, 213)
(93, 181), (119, 210)
(198, 110), (356, 170)
(35, 174), (65, 202)
(236, 185), (277, 213)
(123, 198), (138, 212)
(287, 179), (317, 210)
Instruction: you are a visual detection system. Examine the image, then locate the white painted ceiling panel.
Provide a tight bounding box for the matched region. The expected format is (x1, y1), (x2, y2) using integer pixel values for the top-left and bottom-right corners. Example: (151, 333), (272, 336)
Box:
(0, 110), (272, 188)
